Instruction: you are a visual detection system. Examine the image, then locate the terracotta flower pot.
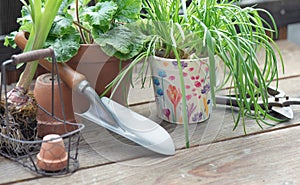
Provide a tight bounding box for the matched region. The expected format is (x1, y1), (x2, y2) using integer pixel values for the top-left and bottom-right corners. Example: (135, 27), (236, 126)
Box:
(36, 134), (68, 172)
(34, 73), (78, 138)
(14, 31), (131, 113)
(66, 44), (131, 114)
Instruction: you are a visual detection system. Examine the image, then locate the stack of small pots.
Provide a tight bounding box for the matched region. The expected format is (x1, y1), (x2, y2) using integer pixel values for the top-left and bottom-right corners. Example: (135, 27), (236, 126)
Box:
(34, 73), (76, 172)
(33, 73), (78, 138)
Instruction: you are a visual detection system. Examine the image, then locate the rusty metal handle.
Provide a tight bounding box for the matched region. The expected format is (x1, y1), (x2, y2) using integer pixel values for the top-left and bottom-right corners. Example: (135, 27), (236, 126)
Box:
(11, 48), (55, 65)
(14, 31), (87, 90)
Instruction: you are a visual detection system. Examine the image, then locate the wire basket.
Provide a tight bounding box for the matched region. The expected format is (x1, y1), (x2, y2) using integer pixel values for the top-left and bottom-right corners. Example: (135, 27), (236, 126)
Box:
(0, 48), (85, 176)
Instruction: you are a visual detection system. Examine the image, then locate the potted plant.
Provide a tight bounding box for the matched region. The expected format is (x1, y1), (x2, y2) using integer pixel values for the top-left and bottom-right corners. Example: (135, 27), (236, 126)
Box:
(0, 0), (64, 153)
(5, 0), (148, 128)
(4, 0), (284, 149)
(185, 0), (284, 128)
(107, 0), (284, 147)
(3, 0), (146, 138)
(6, 0), (146, 104)
(141, 1), (213, 126)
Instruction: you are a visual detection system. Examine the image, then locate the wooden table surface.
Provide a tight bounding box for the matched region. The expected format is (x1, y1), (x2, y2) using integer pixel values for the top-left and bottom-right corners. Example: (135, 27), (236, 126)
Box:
(1, 40), (300, 185)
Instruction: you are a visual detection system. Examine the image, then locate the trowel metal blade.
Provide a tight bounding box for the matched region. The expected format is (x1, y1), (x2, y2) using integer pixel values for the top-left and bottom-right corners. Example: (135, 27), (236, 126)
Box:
(75, 81), (175, 155)
(101, 97), (175, 156)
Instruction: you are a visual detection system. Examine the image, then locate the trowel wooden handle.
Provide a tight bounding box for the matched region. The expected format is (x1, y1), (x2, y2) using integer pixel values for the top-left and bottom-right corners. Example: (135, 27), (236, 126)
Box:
(11, 48), (54, 64)
(14, 31), (86, 90)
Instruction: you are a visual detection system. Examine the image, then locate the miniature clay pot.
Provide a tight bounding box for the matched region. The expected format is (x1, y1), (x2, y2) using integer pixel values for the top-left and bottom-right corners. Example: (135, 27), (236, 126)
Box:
(36, 134), (68, 172)
(34, 73), (78, 137)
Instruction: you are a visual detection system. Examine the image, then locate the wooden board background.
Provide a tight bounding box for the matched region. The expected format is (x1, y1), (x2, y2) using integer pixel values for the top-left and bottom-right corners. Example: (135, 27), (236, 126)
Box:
(1, 40), (300, 184)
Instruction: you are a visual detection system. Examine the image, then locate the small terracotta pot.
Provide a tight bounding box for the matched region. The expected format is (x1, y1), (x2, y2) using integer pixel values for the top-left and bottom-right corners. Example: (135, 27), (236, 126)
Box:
(36, 134), (68, 172)
(34, 73), (78, 137)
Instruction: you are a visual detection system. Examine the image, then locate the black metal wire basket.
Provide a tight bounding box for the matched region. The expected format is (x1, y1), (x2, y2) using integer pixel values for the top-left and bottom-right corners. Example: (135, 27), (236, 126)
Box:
(0, 48), (85, 176)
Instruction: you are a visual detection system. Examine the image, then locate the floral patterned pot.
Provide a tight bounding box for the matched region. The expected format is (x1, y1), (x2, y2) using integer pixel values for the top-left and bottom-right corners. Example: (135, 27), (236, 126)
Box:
(150, 56), (212, 124)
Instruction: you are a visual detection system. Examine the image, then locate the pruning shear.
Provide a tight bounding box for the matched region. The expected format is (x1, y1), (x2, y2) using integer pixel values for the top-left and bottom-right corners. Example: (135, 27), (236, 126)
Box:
(215, 85), (300, 119)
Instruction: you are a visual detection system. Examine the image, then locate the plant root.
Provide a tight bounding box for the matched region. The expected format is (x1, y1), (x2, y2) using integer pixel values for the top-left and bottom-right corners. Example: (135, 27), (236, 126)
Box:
(0, 87), (38, 156)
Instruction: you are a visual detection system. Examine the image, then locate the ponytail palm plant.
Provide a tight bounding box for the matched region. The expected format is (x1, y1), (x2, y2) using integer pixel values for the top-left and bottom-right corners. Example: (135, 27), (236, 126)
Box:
(186, 0), (284, 130)
(144, 0), (284, 129)
(110, 0), (284, 147)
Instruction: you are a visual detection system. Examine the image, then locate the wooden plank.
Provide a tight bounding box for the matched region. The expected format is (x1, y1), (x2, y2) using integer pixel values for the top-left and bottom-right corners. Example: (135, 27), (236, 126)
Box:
(1, 40), (300, 184)
(0, 119), (167, 184)
(0, 139), (110, 184)
(13, 121), (300, 185)
(278, 26), (287, 40)
(264, 40), (300, 79)
(2, 77), (300, 184)
(129, 77), (300, 145)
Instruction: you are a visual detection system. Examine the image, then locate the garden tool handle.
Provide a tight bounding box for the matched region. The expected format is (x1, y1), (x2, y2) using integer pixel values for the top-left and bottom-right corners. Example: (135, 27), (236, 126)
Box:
(14, 31), (86, 90)
(11, 48), (54, 65)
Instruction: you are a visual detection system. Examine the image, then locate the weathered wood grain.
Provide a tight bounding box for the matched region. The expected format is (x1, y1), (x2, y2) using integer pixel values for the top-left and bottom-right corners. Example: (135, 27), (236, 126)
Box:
(1, 40), (300, 184)
(257, 40), (300, 79)
(14, 121), (300, 185)
(1, 79), (300, 184)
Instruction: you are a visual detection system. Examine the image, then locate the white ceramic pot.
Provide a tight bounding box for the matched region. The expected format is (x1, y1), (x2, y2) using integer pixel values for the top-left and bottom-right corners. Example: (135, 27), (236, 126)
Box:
(150, 55), (212, 124)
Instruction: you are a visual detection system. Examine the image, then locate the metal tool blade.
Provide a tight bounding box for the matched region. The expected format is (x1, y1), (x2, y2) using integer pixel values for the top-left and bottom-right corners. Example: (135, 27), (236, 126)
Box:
(271, 106), (294, 119)
(76, 81), (175, 156)
(13, 37), (176, 156)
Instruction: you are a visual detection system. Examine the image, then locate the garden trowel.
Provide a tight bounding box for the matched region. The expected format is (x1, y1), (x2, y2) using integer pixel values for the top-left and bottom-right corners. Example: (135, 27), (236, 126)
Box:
(11, 40), (175, 156)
